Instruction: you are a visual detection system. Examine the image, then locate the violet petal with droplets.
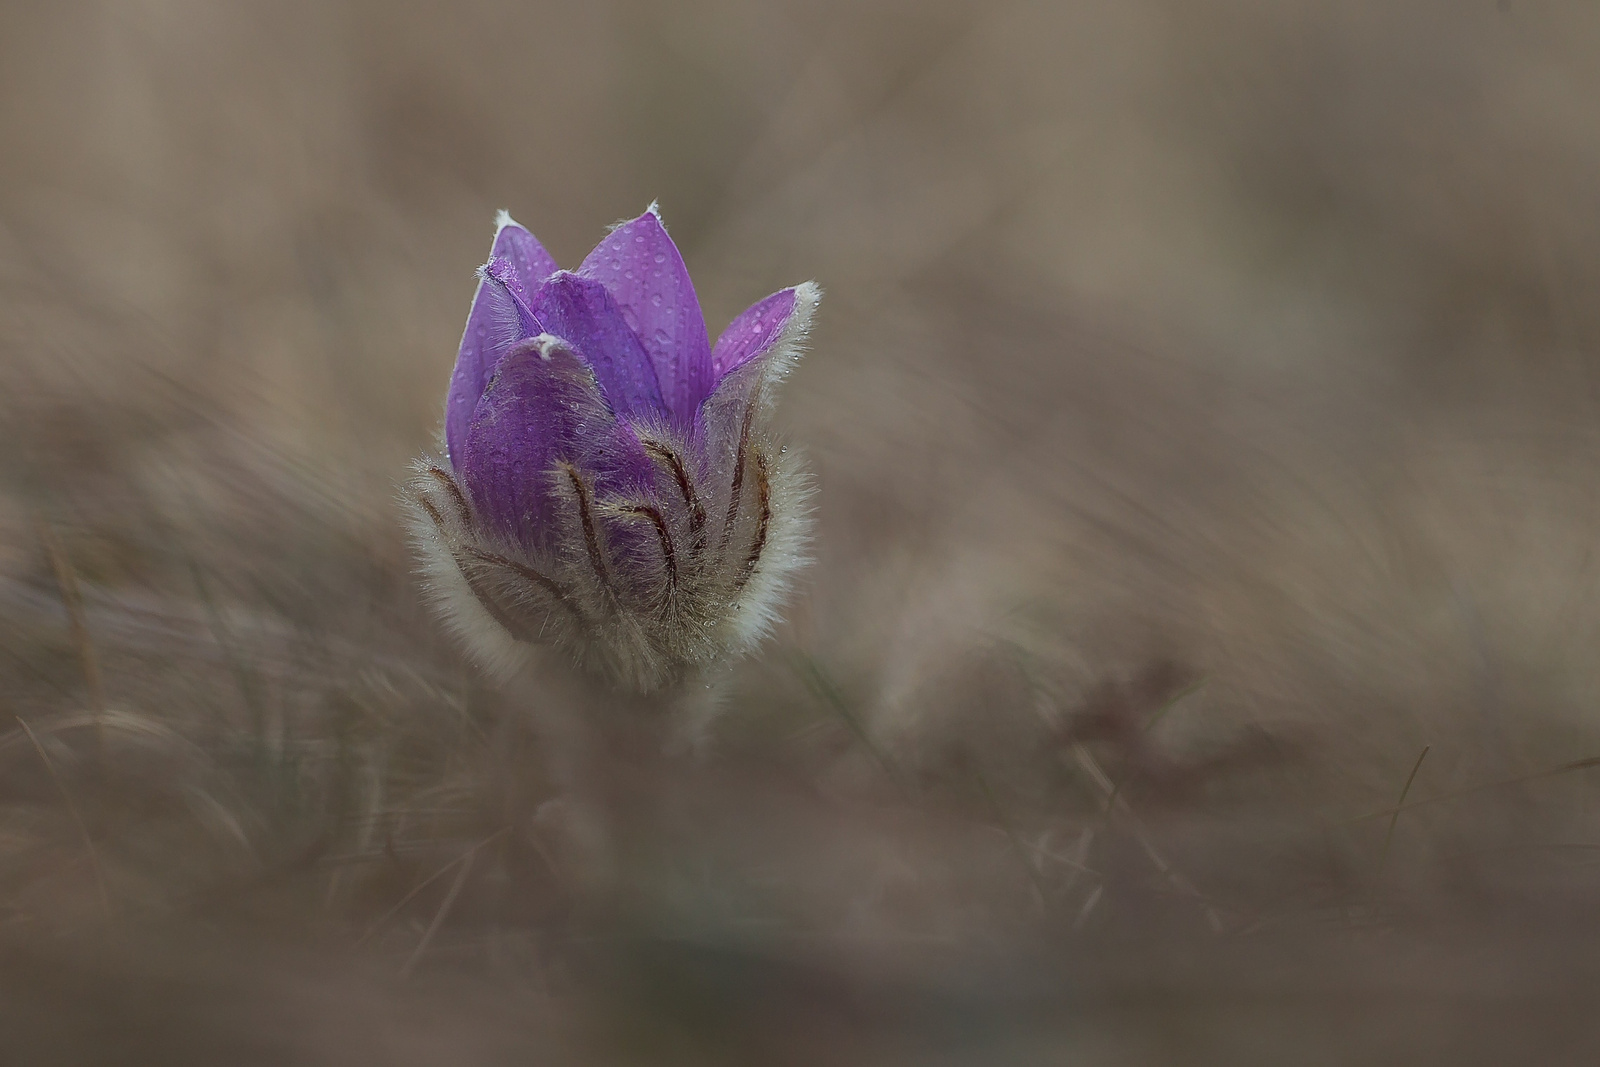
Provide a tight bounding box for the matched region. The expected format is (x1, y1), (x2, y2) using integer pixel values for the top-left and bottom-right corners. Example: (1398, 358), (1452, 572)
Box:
(578, 209), (714, 428)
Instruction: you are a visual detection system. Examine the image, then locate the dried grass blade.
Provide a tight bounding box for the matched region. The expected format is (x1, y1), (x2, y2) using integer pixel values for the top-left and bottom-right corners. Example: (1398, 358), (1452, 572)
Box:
(17, 715), (112, 923)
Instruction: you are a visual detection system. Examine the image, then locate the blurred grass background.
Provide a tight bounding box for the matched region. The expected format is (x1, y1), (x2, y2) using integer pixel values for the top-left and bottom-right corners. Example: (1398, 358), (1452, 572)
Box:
(5, 0), (1600, 1062)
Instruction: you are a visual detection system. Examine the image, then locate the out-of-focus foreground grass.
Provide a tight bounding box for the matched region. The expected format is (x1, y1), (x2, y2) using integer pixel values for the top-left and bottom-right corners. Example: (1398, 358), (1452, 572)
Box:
(4, 1), (1600, 1062)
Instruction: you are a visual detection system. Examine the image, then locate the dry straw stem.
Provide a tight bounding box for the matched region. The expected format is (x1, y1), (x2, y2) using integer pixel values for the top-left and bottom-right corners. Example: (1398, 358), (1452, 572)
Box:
(358, 827), (511, 957)
(399, 844), (476, 979)
(16, 716), (112, 923)
(1348, 754), (1600, 824)
(971, 763), (1050, 912)
(36, 519), (106, 752)
(1071, 743), (1223, 934)
(793, 652), (910, 801)
(1378, 744), (1431, 874)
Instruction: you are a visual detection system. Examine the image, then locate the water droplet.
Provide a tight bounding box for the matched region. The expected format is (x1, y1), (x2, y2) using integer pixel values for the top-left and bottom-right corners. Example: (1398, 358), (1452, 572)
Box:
(654, 329), (671, 345)
(650, 294), (662, 307)
(653, 253), (666, 264)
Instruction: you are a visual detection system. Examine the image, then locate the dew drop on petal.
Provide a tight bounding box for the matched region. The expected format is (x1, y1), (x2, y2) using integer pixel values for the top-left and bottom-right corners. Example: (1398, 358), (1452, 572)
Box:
(653, 253), (665, 264)
(650, 294), (662, 307)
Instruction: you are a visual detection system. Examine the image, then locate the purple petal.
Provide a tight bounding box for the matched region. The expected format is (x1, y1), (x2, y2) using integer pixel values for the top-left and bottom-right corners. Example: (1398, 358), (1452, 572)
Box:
(493, 211), (560, 296)
(529, 272), (666, 424)
(711, 287), (799, 382)
(577, 207), (712, 427)
(444, 215), (560, 467)
(446, 269), (530, 468)
(459, 337), (647, 553)
(695, 282), (819, 471)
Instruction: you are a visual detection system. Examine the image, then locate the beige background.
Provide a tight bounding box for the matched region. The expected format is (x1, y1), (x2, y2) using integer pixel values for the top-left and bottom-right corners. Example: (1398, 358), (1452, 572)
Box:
(3, 2), (1600, 1062)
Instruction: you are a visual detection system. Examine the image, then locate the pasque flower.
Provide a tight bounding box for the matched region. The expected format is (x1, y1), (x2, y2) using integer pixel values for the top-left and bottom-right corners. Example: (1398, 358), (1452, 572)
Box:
(409, 206), (818, 692)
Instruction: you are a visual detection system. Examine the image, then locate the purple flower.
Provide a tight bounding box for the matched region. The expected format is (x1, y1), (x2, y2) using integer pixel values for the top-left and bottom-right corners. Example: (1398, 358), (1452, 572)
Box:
(409, 206), (819, 692)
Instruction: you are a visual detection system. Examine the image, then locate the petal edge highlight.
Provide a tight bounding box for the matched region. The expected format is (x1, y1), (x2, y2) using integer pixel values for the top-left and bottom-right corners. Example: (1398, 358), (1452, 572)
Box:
(529, 272), (667, 424)
(445, 216), (561, 465)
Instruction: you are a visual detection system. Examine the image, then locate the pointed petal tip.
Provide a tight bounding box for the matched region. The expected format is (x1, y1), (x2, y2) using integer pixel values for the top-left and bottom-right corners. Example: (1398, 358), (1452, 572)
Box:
(535, 269), (590, 300)
(529, 332), (575, 362)
(479, 255), (520, 292)
(494, 209), (519, 234)
(707, 281), (821, 382)
(606, 202), (666, 235)
(575, 213), (709, 422)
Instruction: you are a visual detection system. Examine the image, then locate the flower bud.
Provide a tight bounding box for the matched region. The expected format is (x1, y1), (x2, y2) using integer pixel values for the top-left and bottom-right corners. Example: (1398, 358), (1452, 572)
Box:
(408, 206), (818, 692)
